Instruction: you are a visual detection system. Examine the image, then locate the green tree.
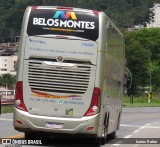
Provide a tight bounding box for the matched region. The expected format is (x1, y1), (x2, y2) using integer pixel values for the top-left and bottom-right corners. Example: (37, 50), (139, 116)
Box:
(0, 74), (16, 89)
(1, 0), (160, 41)
(125, 28), (160, 95)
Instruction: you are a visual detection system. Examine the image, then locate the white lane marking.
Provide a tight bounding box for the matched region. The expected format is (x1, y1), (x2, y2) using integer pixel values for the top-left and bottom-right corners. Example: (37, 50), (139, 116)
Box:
(153, 122), (159, 124)
(111, 135), (133, 146)
(145, 123), (151, 126)
(121, 124), (160, 129)
(120, 124), (141, 128)
(132, 144), (139, 147)
(144, 126), (160, 129)
(112, 122), (160, 146)
(139, 126), (145, 130)
(112, 144), (120, 146)
(132, 130), (139, 134)
(124, 134), (133, 138)
(0, 118), (13, 121)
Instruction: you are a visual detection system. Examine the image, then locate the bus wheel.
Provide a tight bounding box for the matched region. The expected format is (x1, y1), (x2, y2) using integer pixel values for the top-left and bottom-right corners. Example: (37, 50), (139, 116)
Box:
(100, 126), (107, 145)
(25, 132), (35, 139)
(100, 113), (109, 145)
(108, 131), (116, 139)
(25, 132), (43, 139)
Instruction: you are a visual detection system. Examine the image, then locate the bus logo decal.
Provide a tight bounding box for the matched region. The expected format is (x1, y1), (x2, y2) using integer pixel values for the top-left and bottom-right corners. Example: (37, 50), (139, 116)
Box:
(31, 90), (81, 99)
(56, 56), (64, 62)
(53, 11), (77, 20)
(29, 38), (45, 44)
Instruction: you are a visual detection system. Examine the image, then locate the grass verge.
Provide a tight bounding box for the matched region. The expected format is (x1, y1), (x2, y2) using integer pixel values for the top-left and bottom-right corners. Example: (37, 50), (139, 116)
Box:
(1, 96), (160, 114)
(123, 96), (160, 107)
(1, 105), (14, 114)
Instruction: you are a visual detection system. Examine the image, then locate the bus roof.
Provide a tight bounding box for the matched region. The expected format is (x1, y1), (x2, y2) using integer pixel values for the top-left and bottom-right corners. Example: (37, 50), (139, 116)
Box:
(31, 6), (99, 15)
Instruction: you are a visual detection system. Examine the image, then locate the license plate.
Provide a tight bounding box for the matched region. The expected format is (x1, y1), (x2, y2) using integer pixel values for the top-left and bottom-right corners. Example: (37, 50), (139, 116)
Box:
(45, 122), (63, 129)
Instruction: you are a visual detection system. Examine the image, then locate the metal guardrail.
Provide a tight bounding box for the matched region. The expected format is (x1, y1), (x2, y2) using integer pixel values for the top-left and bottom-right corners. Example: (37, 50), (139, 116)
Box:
(1, 99), (14, 105)
(0, 94), (14, 115)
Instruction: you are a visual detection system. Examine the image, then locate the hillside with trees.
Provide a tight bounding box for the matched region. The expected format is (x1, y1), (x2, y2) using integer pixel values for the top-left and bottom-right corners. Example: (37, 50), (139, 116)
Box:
(1, 0), (160, 42)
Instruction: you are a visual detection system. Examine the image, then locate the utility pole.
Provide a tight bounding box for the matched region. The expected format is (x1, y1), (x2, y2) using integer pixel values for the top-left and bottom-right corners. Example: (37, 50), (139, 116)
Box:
(148, 56), (152, 104)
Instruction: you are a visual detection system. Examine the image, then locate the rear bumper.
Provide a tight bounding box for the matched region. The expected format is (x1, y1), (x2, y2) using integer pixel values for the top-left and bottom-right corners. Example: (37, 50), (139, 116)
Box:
(14, 108), (100, 135)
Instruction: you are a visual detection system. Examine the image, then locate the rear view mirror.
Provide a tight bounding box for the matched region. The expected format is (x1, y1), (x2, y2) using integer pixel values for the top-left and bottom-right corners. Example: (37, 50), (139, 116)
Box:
(124, 67), (132, 93)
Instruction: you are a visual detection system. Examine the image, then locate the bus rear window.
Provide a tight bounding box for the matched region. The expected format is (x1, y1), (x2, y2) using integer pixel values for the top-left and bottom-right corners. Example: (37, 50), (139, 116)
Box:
(27, 9), (99, 41)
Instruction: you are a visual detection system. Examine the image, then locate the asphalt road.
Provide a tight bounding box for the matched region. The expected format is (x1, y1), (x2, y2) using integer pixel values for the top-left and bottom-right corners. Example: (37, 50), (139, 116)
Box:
(0, 107), (160, 147)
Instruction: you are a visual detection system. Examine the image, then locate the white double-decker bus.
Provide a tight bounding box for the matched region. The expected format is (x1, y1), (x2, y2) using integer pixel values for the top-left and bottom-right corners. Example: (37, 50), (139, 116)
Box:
(14, 6), (125, 144)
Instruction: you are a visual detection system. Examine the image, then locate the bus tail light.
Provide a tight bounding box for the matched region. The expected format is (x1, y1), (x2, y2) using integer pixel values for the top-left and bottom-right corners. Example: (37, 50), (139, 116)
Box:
(15, 81), (28, 112)
(84, 87), (100, 116)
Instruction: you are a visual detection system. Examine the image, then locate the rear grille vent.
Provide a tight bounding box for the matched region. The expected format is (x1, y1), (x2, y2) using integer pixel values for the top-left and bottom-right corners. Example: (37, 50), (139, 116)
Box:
(28, 60), (92, 94)
(29, 57), (91, 65)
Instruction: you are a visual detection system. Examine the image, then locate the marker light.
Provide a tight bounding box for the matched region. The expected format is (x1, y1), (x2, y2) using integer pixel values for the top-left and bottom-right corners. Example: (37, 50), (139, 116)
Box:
(16, 120), (22, 124)
(87, 127), (94, 131)
(32, 6), (38, 10)
(93, 10), (99, 16)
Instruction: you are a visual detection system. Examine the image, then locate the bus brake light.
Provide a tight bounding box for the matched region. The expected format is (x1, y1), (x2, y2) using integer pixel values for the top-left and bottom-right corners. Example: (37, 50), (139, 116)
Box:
(84, 87), (100, 116)
(15, 81), (28, 112)
(57, 6), (73, 10)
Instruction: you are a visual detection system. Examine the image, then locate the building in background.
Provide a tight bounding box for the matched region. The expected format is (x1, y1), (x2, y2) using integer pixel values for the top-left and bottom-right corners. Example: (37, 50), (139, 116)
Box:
(0, 55), (17, 75)
(0, 43), (18, 75)
(147, 3), (160, 28)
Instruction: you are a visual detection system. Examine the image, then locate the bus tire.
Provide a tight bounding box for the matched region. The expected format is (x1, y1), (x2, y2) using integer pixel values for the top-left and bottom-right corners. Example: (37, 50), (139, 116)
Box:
(117, 112), (121, 130)
(100, 113), (109, 145)
(108, 131), (116, 139)
(25, 132), (35, 139)
(100, 130), (107, 145)
(25, 132), (43, 139)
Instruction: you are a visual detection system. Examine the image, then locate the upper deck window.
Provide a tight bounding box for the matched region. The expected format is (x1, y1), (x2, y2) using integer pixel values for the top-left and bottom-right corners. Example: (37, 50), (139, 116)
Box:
(27, 9), (99, 41)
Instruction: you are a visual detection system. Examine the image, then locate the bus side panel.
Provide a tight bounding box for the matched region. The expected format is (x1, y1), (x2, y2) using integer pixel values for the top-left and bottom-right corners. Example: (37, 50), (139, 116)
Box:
(16, 7), (31, 81)
(96, 12), (125, 137)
